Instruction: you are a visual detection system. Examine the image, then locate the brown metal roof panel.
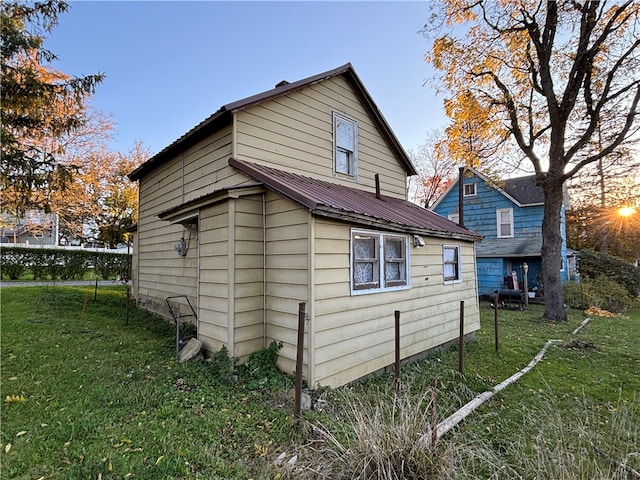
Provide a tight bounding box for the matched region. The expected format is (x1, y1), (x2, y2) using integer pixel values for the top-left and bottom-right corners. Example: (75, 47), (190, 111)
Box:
(229, 158), (480, 240)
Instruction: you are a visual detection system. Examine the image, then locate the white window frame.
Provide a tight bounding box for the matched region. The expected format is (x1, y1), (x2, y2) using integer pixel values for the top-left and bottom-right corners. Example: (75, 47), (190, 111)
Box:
(443, 244), (462, 284)
(333, 111), (358, 179)
(497, 208), (514, 238)
(463, 183), (477, 197)
(351, 229), (410, 295)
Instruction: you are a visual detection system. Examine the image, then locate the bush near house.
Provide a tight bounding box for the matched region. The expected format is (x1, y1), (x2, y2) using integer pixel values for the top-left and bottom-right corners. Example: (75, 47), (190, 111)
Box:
(0, 246), (131, 281)
(563, 276), (635, 314)
(577, 249), (640, 297)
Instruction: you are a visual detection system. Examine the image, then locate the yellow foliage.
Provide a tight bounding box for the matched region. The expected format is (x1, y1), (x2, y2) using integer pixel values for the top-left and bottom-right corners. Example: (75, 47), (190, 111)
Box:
(4, 394), (26, 404)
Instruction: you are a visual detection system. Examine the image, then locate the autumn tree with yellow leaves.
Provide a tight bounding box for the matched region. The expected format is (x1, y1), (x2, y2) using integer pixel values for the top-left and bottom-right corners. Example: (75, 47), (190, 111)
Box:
(423, 0), (640, 321)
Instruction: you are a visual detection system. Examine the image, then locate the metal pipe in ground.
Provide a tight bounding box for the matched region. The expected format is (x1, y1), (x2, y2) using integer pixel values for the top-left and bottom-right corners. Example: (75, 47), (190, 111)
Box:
(394, 310), (400, 383)
(294, 302), (306, 423)
(458, 301), (465, 374)
(494, 292), (499, 351)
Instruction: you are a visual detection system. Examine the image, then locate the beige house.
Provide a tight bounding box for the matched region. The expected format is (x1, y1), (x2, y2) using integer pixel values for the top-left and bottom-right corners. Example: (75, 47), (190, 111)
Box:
(129, 64), (481, 388)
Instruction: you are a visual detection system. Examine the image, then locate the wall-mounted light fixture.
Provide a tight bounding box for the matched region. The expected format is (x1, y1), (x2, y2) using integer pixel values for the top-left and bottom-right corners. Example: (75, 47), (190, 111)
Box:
(175, 237), (188, 256)
(413, 235), (425, 248)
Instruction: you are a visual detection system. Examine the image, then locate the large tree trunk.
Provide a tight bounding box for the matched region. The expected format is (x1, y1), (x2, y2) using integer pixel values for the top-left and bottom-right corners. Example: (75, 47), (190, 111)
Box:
(541, 180), (567, 321)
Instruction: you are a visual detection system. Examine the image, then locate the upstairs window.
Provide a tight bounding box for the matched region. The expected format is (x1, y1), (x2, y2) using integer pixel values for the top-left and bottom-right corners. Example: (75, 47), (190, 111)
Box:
(352, 229), (409, 294)
(443, 244), (462, 284)
(333, 111), (358, 178)
(463, 183), (476, 196)
(497, 208), (514, 238)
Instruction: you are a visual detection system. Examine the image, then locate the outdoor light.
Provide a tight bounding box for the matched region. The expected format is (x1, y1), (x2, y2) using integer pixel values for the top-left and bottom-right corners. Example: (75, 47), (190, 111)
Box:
(413, 235), (425, 248)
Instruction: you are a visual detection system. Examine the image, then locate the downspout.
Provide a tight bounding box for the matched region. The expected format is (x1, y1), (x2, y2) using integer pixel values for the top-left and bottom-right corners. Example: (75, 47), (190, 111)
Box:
(263, 192), (267, 348)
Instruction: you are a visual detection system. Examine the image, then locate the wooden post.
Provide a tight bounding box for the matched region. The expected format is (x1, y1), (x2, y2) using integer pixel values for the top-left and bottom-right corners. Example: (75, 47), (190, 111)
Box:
(294, 302), (306, 423)
(394, 310), (401, 384)
(458, 301), (464, 374)
(493, 292), (499, 351)
(126, 285), (130, 326)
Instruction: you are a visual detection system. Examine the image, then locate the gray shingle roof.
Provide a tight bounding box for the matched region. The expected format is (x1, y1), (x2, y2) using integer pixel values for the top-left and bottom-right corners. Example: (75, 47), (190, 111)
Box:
(502, 175), (544, 205)
(475, 237), (542, 258)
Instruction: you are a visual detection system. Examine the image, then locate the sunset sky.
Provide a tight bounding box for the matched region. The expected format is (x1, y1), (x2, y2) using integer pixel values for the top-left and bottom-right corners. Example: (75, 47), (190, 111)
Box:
(46, 1), (446, 157)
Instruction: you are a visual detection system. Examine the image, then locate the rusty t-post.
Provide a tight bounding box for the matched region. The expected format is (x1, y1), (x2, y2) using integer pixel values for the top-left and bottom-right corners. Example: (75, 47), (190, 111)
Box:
(458, 301), (465, 374)
(394, 310), (401, 385)
(493, 292), (499, 351)
(294, 302), (306, 423)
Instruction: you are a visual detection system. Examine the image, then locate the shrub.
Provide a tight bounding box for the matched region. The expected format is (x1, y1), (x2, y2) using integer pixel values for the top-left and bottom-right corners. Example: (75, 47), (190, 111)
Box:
(237, 341), (292, 390)
(578, 249), (640, 297)
(1, 248), (26, 279)
(563, 276), (634, 314)
(0, 246), (130, 281)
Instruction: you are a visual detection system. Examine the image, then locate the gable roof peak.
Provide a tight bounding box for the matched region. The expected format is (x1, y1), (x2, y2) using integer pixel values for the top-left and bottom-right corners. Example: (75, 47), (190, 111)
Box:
(130, 62), (416, 181)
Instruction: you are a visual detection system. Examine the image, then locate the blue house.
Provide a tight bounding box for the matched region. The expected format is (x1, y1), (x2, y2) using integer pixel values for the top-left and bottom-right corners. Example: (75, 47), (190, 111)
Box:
(431, 168), (570, 296)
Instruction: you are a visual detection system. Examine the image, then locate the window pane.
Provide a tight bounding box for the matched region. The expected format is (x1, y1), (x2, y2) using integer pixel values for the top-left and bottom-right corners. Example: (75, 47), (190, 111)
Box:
(385, 239), (402, 259)
(444, 263), (456, 279)
(355, 237), (376, 259)
(386, 262), (401, 280)
(500, 223), (511, 236)
(336, 117), (354, 149)
(444, 247), (456, 263)
(355, 262), (375, 283)
(336, 149), (351, 174)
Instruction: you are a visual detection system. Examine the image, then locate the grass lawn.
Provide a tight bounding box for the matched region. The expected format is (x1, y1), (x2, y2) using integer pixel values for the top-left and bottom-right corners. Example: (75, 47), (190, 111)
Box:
(1, 285), (639, 479)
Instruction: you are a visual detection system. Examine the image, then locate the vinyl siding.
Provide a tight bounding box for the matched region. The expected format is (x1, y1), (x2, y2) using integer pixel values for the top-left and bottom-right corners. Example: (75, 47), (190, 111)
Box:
(232, 195), (265, 358)
(235, 76), (408, 199)
(135, 126), (235, 319)
(312, 219), (479, 387)
(264, 193), (311, 377)
(198, 202), (230, 351)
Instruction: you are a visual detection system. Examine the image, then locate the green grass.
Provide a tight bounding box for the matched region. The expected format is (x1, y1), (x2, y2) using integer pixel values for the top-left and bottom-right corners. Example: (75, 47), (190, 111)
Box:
(2, 286), (639, 479)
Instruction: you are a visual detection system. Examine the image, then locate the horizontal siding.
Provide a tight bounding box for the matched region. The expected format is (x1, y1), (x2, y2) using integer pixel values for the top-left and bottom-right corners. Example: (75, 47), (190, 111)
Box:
(235, 75), (408, 199)
(263, 194), (310, 376)
(198, 203), (229, 351)
(233, 195), (265, 359)
(135, 127), (236, 322)
(311, 219), (479, 387)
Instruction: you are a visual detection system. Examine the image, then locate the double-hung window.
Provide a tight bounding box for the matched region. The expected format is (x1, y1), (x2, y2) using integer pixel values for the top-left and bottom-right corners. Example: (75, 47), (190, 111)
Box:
(497, 208), (514, 238)
(333, 111), (358, 178)
(463, 183), (476, 196)
(443, 244), (462, 284)
(352, 229), (409, 294)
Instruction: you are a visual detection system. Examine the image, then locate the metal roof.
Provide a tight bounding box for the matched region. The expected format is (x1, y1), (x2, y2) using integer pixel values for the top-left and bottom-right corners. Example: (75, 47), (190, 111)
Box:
(129, 63), (416, 181)
(229, 158), (481, 242)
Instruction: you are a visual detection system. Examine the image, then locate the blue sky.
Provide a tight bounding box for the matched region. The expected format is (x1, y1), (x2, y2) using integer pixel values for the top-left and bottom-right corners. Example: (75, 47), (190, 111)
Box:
(45, 1), (446, 157)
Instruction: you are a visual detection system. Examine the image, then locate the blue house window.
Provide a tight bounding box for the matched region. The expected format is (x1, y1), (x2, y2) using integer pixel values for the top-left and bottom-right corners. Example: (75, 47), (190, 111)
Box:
(463, 183), (476, 196)
(497, 208), (514, 238)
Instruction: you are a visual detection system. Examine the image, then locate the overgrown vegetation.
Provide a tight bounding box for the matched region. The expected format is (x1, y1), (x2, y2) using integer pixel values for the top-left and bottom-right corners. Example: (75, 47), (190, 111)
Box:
(0, 246), (130, 280)
(577, 249), (640, 297)
(1, 286), (639, 479)
(563, 275), (635, 314)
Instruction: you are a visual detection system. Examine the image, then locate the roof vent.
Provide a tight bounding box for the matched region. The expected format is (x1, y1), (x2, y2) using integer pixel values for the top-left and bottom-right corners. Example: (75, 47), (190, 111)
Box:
(275, 80), (290, 88)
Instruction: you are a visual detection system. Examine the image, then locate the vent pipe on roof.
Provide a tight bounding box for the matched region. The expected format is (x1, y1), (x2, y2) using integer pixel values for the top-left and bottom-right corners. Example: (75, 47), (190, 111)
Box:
(458, 167), (465, 228)
(375, 174), (381, 199)
(275, 80), (290, 88)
